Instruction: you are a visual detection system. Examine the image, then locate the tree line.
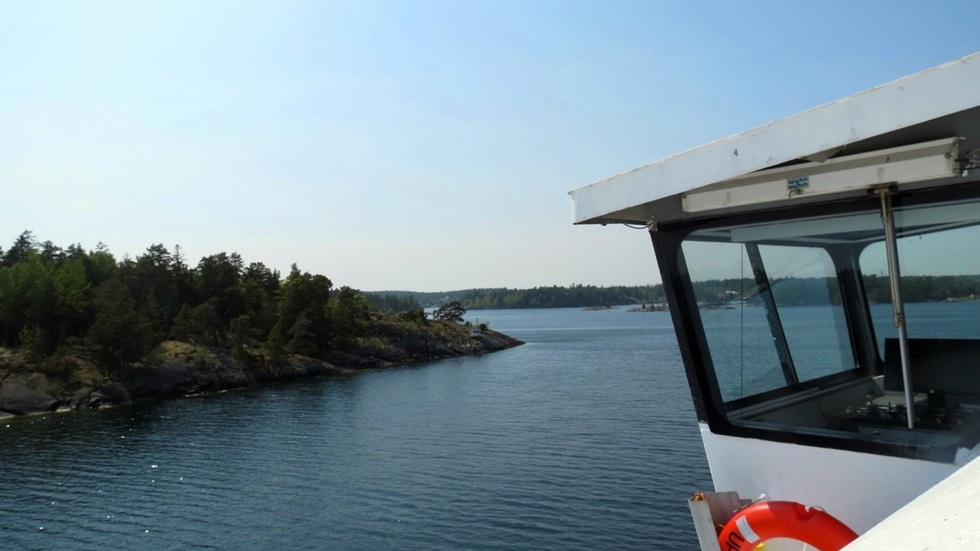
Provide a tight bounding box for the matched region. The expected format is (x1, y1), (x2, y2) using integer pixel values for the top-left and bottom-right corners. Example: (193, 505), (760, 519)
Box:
(10, 222), (967, 370)
(692, 275), (980, 306)
(363, 285), (669, 310)
(458, 284), (667, 309)
(365, 275), (980, 313)
(0, 231), (401, 368)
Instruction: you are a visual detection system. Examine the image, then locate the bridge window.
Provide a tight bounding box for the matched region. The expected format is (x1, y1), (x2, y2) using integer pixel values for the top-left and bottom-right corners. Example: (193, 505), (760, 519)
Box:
(675, 193), (980, 460)
(681, 239), (853, 404)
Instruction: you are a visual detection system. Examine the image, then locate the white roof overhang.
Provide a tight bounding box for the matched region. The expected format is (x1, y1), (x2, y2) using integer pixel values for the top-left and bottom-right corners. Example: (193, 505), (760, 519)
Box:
(570, 52), (980, 225)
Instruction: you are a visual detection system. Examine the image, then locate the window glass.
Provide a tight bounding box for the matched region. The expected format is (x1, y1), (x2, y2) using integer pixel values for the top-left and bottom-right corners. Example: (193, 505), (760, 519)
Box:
(682, 238), (854, 403)
(679, 194), (980, 458)
(684, 240), (781, 401)
(760, 245), (854, 382)
(860, 202), (980, 349)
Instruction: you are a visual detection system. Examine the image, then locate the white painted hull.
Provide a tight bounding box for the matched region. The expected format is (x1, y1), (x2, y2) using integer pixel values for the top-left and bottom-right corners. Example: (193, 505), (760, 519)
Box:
(700, 423), (958, 534)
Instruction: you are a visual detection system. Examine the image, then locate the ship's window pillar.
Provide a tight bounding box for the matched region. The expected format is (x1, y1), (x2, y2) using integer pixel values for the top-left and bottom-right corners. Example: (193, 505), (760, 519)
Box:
(745, 243), (799, 387)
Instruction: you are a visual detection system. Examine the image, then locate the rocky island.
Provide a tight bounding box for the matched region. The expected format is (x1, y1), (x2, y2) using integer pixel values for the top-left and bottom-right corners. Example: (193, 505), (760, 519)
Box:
(0, 316), (522, 417)
(0, 233), (523, 418)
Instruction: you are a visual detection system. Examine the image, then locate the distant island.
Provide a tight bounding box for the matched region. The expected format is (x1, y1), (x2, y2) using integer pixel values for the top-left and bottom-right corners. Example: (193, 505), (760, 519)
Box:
(367, 284), (668, 311)
(0, 232), (521, 417)
(579, 304), (667, 312)
(366, 275), (980, 311)
(627, 304), (668, 312)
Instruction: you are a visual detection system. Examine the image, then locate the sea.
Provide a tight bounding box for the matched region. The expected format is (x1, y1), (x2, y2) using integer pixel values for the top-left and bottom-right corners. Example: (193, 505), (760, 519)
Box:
(0, 307), (712, 550)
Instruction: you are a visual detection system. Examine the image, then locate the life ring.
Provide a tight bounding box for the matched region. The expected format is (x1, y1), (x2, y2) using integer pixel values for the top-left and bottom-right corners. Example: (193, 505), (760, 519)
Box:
(717, 500), (858, 551)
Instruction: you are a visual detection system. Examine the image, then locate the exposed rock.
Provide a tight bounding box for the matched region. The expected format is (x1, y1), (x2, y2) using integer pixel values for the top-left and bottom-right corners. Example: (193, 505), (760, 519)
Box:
(0, 323), (523, 417)
(0, 380), (60, 415)
(80, 382), (131, 409)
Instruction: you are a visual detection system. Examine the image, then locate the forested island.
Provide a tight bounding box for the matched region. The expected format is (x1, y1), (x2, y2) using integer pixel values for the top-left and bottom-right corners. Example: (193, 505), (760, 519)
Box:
(367, 275), (980, 312)
(367, 284), (668, 311)
(0, 231), (522, 417)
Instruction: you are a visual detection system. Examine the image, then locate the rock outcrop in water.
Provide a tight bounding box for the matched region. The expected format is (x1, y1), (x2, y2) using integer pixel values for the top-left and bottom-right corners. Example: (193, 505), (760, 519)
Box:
(0, 320), (522, 417)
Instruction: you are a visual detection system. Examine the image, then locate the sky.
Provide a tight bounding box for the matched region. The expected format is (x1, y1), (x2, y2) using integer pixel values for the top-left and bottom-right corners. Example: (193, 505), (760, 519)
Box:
(2, 1), (978, 292)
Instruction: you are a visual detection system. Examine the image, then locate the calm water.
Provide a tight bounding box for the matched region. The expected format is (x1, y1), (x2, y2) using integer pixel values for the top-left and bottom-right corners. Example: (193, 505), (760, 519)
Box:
(0, 307), (710, 550)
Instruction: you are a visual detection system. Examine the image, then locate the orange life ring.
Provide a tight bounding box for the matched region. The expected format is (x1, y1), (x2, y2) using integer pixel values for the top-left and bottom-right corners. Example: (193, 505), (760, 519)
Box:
(717, 500), (858, 551)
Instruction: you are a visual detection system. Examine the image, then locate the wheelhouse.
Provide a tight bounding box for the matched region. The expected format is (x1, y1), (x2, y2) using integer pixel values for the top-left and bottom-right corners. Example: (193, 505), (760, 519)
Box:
(570, 52), (980, 533)
(654, 172), (980, 463)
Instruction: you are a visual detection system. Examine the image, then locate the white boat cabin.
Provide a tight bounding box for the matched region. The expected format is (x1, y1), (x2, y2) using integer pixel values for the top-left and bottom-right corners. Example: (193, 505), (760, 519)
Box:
(570, 52), (980, 540)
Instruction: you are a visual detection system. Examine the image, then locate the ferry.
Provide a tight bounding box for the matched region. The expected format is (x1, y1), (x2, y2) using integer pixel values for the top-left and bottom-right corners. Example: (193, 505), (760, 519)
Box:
(570, 52), (980, 550)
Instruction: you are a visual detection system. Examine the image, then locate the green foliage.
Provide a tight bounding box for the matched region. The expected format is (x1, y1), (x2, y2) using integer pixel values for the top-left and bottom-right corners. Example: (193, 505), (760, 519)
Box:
(328, 286), (371, 350)
(86, 279), (154, 366)
(171, 299), (223, 346)
(227, 314), (258, 364)
(84, 248), (118, 286)
(227, 314), (257, 347)
(18, 324), (45, 362)
(0, 232), (379, 368)
(2, 229), (973, 372)
(264, 320), (287, 362)
(398, 309), (428, 325)
(3, 230), (37, 267)
(240, 262), (280, 341)
(272, 265), (333, 357)
(383, 284), (668, 310)
(53, 258), (90, 342)
(433, 301), (466, 323)
(195, 252), (245, 325)
(364, 293), (422, 313)
(116, 244), (185, 340)
(285, 312), (317, 357)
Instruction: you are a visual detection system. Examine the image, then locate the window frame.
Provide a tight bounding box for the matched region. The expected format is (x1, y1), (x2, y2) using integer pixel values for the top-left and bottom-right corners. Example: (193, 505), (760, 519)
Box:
(651, 182), (980, 461)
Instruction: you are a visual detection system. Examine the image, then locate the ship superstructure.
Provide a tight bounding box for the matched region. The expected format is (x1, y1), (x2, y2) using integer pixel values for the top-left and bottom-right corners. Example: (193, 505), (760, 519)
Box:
(571, 53), (980, 548)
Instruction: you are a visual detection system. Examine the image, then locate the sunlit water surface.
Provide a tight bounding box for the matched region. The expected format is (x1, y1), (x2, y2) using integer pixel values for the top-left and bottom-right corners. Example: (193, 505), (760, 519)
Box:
(0, 307), (710, 550)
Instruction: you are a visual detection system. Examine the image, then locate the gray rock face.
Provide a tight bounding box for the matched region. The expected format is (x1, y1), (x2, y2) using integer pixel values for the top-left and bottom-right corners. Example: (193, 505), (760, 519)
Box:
(0, 325), (524, 417)
(0, 380), (59, 415)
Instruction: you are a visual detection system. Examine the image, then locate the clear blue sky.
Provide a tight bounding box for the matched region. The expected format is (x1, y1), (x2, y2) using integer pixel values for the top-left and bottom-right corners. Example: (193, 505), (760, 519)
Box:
(2, 1), (978, 292)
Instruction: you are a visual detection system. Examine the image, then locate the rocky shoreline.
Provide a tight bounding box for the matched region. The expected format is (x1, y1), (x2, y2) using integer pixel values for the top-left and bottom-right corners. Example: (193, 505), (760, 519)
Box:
(0, 321), (523, 418)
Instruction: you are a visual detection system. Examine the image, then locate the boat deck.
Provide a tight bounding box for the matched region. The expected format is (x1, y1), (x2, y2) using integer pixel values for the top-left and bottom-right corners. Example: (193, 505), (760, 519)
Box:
(843, 453), (980, 550)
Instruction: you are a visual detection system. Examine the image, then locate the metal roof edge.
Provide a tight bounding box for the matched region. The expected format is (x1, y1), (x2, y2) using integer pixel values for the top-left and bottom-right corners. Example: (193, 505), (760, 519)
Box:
(570, 52), (980, 225)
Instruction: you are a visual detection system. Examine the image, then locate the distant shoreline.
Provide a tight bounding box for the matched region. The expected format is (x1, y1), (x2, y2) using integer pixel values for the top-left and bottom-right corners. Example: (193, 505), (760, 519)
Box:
(580, 304), (668, 312)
